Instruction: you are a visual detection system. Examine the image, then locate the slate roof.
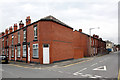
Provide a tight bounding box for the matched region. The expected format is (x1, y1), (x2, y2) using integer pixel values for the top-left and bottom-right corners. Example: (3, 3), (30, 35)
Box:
(40, 15), (73, 30)
(0, 15), (73, 38)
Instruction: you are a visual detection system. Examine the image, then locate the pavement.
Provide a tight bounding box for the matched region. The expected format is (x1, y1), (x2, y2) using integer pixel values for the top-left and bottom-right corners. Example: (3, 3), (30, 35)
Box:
(1, 51), (119, 79)
(8, 57), (92, 69)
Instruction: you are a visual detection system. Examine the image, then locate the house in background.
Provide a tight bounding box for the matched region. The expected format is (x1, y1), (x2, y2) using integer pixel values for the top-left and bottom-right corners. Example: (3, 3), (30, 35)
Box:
(106, 40), (114, 52)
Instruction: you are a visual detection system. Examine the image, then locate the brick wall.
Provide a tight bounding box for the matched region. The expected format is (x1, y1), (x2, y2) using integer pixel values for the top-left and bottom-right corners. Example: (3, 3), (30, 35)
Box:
(51, 21), (74, 62)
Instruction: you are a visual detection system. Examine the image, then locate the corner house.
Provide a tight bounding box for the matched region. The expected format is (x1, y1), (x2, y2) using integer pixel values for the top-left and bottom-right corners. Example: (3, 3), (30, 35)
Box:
(0, 15), (106, 64)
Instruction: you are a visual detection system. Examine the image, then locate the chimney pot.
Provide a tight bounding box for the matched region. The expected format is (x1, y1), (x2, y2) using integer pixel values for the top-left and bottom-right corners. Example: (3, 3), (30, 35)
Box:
(19, 20), (24, 28)
(9, 26), (13, 33)
(27, 16), (30, 19)
(96, 35), (99, 38)
(5, 29), (8, 35)
(2, 32), (5, 36)
(14, 23), (18, 31)
(79, 29), (82, 32)
(93, 34), (96, 37)
(26, 16), (31, 25)
(99, 38), (102, 40)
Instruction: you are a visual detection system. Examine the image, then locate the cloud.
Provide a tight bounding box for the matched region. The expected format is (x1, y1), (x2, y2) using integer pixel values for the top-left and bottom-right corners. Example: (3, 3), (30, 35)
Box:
(0, 0), (119, 44)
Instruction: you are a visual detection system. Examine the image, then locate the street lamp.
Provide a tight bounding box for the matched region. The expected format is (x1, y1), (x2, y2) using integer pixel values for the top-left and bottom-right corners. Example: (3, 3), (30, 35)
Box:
(89, 27), (100, 57)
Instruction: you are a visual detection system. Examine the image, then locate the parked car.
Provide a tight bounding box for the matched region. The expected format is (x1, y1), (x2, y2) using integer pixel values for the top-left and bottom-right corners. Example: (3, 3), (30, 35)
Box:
(106, 48), (112, 54)
(0, 55), (8, 64)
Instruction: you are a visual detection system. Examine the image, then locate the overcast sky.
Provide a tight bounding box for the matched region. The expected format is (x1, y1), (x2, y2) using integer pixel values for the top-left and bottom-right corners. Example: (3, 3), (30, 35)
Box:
(0, 0), (119, 44)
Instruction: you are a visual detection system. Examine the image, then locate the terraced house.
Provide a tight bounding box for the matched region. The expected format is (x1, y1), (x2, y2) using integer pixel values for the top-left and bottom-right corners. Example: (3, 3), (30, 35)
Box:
(0, 15), (106, 64)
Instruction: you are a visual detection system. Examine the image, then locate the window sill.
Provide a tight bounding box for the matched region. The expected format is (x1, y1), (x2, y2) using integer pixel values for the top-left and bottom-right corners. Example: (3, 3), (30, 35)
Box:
(32, 57), (39, 59)
(22, 56), (26, 58)
(17, 57), (20, 58)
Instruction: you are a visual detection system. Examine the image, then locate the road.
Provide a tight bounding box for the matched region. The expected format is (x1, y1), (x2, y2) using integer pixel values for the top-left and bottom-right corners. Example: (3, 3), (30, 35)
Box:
(1, 51), (119, 79)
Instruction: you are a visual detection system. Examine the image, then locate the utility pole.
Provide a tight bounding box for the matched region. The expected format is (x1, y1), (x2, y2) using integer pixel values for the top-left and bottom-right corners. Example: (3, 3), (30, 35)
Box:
(89, 27), (100, 57)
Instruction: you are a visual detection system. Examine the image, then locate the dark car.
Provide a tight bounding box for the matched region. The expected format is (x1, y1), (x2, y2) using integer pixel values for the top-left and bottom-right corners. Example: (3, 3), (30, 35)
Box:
(0, 55), (8, 64)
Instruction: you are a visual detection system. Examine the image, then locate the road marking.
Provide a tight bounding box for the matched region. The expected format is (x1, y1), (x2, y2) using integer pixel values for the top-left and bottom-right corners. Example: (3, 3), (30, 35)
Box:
(93, 66), (107, 71)
(73, 72), (82, 75)
(58, 71), (63, 73)
(54, 61), (71, 64)
(91, 63), (98, 67)
(94, 75), (102, 78)
(73, 68), (87, 75)
(73, 72), (102, 78)
(63, 58), (93, 67)
(81, 74), (91, 77)
(8, 64), (53, 69)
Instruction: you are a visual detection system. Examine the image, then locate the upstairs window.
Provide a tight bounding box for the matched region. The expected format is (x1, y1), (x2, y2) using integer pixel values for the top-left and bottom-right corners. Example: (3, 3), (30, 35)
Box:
(18, 32), (20, 43)
(23, 30), (26, 42)
(33, 44), (38, 58)
(2, 38), (4, 48)
(34, 24), (37, 40)
(12, 35), (14, 45)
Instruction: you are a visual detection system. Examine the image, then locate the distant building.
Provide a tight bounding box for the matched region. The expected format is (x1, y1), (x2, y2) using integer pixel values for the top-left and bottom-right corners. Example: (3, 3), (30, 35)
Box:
(106, 40), (114, 52)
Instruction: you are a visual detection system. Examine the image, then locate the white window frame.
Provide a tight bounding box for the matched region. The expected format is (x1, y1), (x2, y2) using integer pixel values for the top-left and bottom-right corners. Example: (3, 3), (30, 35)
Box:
(24, 30), (26, 41)
(23, 45), (26, 57)
(12, 35), (14, 45)
(2, 38), (4, 41)
(33, 43), (38, 58)
(34, 26), (37, 40)
(17, 46), (20, 57)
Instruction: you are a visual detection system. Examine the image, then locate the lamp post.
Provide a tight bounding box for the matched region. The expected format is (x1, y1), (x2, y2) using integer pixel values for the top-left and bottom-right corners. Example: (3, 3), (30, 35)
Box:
(89, 27), (100, 57)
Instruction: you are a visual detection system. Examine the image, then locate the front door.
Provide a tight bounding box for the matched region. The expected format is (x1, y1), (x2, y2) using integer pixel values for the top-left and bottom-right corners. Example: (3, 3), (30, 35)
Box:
(15, 48), (16, 61)
(28, 46), (30, 62)
(43, 44), (50, 64)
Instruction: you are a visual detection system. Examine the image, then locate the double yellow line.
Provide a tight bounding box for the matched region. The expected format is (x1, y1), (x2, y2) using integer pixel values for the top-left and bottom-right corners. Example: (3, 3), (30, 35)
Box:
(63, 58), (93, 67)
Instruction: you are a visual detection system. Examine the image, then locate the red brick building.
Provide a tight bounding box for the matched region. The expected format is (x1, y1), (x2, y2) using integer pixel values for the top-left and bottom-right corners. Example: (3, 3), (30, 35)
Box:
(0, 15), (106, 64)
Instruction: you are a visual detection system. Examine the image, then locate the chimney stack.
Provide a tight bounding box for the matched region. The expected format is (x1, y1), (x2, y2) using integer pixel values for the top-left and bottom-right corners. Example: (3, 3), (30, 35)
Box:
(2, 32), (5, 36)
(93, 34), (96, 37)
(5, 29), (8, 35)
(9, 26), (13, 33)
(26, 16), (31, 25)
(79, 29), (82, 32)
(19, 20), (24, 28)
(14, 23), (18, 31)
(99, 38), (102, 40)
(95, 35), (99, 38)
